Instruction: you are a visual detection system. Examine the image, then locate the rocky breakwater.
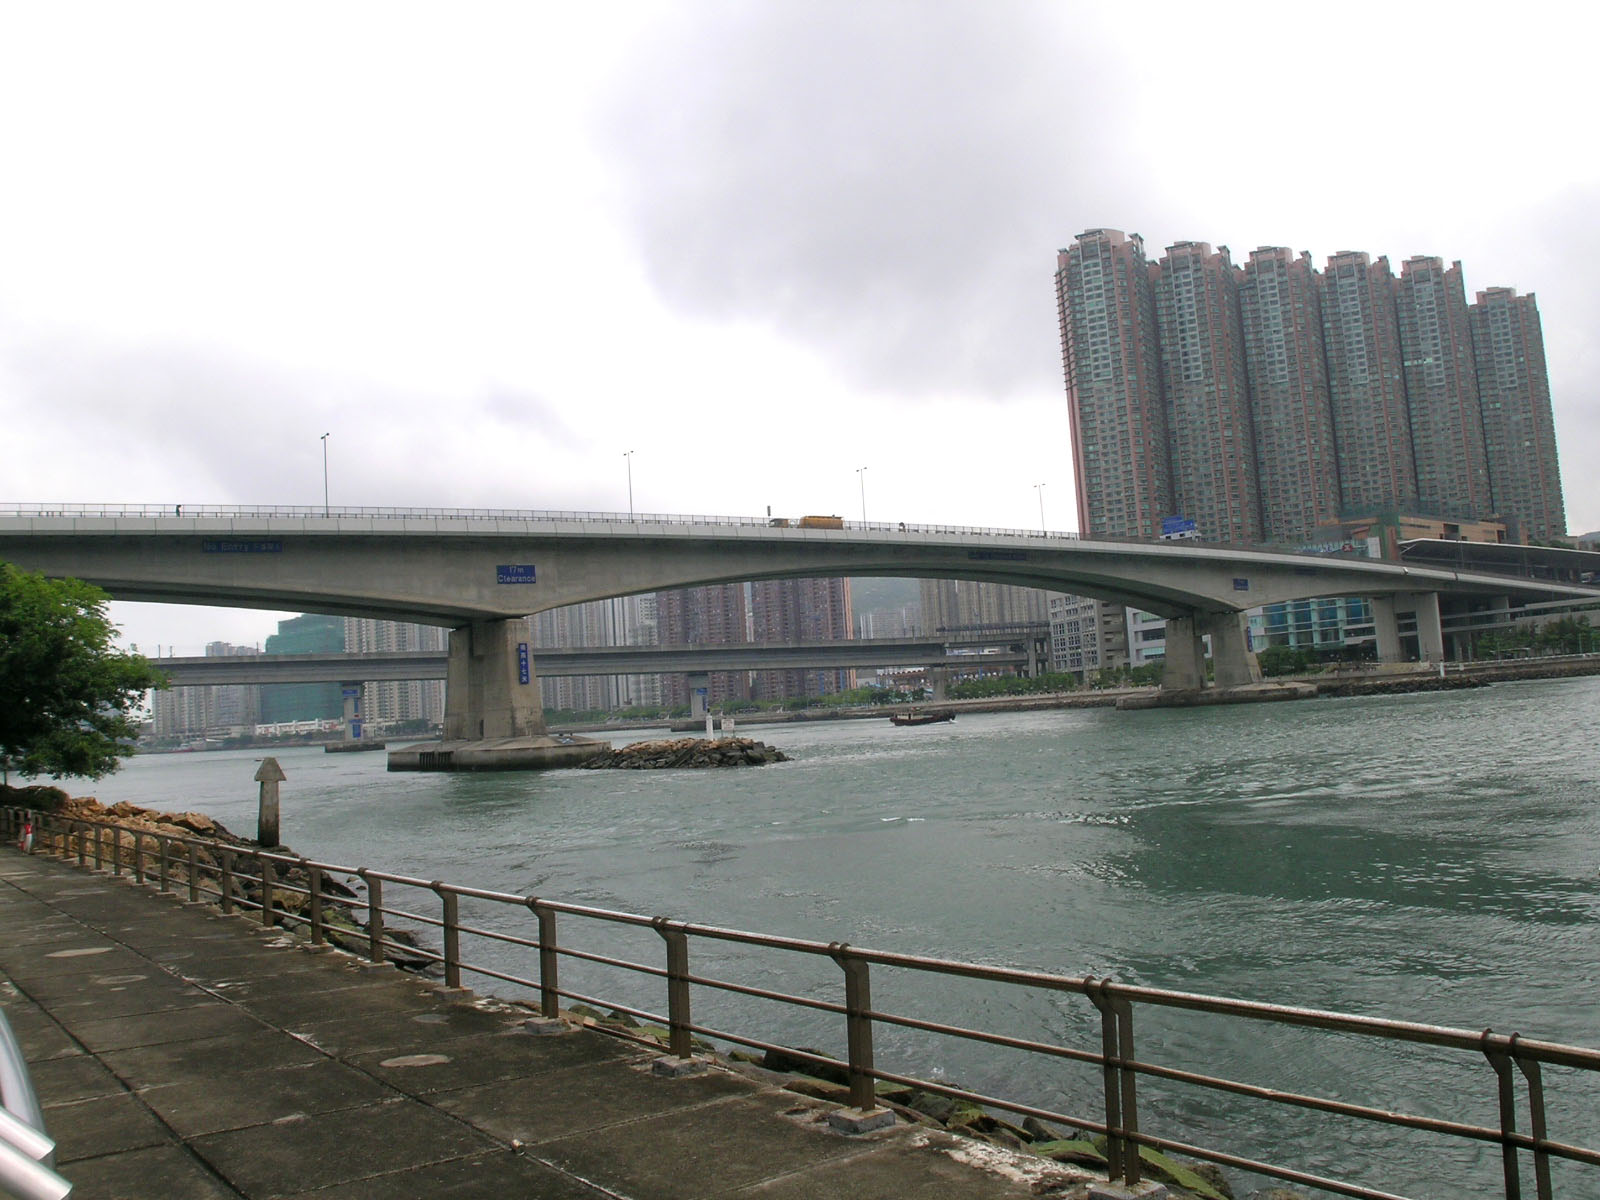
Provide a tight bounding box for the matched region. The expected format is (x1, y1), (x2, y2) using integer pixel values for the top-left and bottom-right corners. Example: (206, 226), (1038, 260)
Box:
(580, 737), (790, 770)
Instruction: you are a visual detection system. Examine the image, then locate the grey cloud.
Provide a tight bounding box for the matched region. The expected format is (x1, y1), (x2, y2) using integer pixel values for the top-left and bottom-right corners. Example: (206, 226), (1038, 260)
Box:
(599, 2), (1145, 397)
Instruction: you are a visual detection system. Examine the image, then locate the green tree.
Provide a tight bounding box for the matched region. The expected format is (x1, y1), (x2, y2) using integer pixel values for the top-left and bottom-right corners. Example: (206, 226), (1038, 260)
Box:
(0, 564), (166, 779)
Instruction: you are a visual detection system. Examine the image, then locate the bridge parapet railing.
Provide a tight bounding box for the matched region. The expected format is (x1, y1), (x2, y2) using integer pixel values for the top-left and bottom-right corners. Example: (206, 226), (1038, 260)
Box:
(0, 501), (1084, 542)
(3, 502), (1416, 559)
(5, 805), (1597, 1200)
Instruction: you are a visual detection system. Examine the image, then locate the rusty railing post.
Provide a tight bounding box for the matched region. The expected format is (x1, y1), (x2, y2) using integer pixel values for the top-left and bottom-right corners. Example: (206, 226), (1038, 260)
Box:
(306, 861), (324, 946)
(75, 822), (86, 866)
(531, 900), (559, 1018)
(219, 848), (234, 914)
(93, 822), (104, 871)
(653, 918), (693, 1060)
(132, 827), (145, 883)
(1483, 1030), (1523, 1200)
(157, 835), (170, 893)
(361, 871), (384, 964)
(186, 841), (200, 902)
(1090, 979), (1131, 1183)
(436, 883), (460, 989)
(830, 943), (878, 1112)
(1510, 1039), (1553, 1200)
(260, 856), (275, 927)
(1112, 990), (1142, 1184)
(112, 827), (123, 876)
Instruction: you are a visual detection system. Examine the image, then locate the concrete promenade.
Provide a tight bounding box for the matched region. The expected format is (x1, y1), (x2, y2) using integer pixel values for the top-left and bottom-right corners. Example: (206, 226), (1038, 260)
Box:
(1, 850), (1086, 1200)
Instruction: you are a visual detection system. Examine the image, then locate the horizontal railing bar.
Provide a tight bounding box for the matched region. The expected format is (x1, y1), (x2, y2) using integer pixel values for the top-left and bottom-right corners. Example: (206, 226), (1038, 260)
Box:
(372, 936), (443, 965)
(865, 1006), (1104, 1069)
(860, 1062), (1109, 1137)
(450, 922), (543, 951)
(1127, 1055), (1511, 1145)
(681, 971), (846, 1017)
(372, 905), (444, 931)
(551, 945), (668, 979)
(683, 1023), (853, 1073)
(450, 959), (541, 993)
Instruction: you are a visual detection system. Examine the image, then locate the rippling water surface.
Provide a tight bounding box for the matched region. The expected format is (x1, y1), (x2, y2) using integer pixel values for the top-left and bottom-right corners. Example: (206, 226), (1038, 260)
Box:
(73, 677), (1600, 1197)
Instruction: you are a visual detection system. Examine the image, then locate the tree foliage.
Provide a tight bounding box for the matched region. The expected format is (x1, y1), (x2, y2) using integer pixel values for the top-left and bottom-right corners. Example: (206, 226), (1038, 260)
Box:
(0, 564), (167, 779)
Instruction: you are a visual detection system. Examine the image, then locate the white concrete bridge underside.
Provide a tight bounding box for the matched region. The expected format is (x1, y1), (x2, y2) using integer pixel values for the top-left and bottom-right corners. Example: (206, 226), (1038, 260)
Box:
(4, 511), (1596, 768)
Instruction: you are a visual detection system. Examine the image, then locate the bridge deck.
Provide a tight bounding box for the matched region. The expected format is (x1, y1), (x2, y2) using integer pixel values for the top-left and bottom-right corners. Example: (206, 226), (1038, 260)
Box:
(1, 851), (1064, 1200)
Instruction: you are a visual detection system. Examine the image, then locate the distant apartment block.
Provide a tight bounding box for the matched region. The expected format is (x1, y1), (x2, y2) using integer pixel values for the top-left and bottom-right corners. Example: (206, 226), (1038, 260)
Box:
(750, 577), (855, 700)
(1237, 247), (1340, 542)
(1055, 229), (1566, 546)
(1055, 229), (1171, 539)
(344, 618), (445, 728)
(1470, 287), (1566, 541)
(533, 594), (661, 713)
(1396, 257), (1492, 520)
(919, 579), (1053, 633)
(656, 583), (750, 709)
(1153, 241), (1261, 544)
(151, 640), (261, 739)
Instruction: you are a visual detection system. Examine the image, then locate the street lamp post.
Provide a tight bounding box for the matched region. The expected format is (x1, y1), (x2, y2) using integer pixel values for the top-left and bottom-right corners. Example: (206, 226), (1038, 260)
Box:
(1034, 482), (1046, 534)
(320, 433), (330, 517)
(856, 466), (868, 524)
(624, 450), (634, 520)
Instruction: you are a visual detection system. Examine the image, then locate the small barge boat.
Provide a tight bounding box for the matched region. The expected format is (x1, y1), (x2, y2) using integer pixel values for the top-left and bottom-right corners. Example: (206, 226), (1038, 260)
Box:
(888, 709), (955, 727)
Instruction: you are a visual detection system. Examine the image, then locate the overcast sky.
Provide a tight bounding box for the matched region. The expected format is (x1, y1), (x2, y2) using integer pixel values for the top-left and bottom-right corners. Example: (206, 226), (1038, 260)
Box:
(3, 1), (1595, 654)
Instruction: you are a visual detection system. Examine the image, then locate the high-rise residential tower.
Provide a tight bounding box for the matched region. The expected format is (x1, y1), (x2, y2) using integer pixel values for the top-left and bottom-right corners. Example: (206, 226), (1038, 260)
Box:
(655, 584), (750, 708)
(1056, 229), (1172, 538)
(749, 577), (855, 700)
(1395, 257), (1491, 518)
(1469, 287), (1567, 540)
(1152, 242), (1261, 543)
(1237, 247), (1341, 543)
(1319, 252), (1417, 513)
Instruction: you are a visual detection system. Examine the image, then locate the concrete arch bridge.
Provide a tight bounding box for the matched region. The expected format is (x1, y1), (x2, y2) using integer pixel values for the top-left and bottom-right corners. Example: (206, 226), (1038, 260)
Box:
(3, 505), (1594, 769)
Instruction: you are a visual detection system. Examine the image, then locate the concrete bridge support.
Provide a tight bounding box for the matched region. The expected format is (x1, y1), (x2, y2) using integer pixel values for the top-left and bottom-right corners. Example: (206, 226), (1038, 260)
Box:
(1410, 592), (1445, 663)
(341, 684), (363, 740)
(442, 618), (548, 741)
(389, 617), (606, 772)
(1369, 592), (1444, 664)
(1371, 596), (1402, 663)
(685, 673), (712, 720)
(1160, 616), (1207, 690)
(1206, 612), (1262, 687)
(1159, 613), (1259, 692)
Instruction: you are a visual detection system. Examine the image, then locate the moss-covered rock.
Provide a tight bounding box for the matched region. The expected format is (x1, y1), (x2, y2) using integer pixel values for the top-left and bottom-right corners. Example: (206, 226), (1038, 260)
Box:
(1089, 1139), (1229, 1200)
(1031, 1139), (1107, 1166)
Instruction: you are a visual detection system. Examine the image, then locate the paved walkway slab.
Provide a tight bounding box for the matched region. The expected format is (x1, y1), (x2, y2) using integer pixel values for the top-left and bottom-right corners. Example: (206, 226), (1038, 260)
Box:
(2, 850), (1096, 1199)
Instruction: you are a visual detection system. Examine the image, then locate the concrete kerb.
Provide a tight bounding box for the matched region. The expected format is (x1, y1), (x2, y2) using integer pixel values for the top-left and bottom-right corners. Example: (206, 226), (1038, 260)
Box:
(1089, 1181), (1169, 1200)
(650, 1054), (709, 1078)
(825, 1105), (897, 1134)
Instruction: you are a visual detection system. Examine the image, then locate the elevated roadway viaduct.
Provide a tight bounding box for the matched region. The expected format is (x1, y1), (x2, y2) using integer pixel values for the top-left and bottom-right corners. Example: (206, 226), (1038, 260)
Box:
(5, 505), (1597, 769)
(150, 639), (1031, 685)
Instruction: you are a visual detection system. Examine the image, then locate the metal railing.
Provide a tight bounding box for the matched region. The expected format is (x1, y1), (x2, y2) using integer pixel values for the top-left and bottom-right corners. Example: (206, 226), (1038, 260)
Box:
(0, 1008), (71, 1199)
(5, 805), (1597, 1200)
(0, 502), (1088, 544)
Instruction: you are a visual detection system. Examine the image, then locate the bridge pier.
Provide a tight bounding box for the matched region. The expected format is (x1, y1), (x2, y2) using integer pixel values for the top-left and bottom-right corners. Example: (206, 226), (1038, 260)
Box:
(1159, 612), (1260, 693)
(1160, 616), (1206, 690)
(341, 683), (363, 740)
(1370, 592), (1445, 663)
(388, 618), (607, 772)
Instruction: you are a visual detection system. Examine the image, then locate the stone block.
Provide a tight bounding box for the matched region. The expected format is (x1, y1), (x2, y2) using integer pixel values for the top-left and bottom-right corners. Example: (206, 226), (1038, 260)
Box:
(824, 1105), (896, 1134)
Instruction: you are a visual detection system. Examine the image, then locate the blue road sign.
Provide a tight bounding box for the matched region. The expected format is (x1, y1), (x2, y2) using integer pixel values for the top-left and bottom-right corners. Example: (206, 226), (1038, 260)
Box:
(497, 564), (537, 584)
(517, 642), (531, 685)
